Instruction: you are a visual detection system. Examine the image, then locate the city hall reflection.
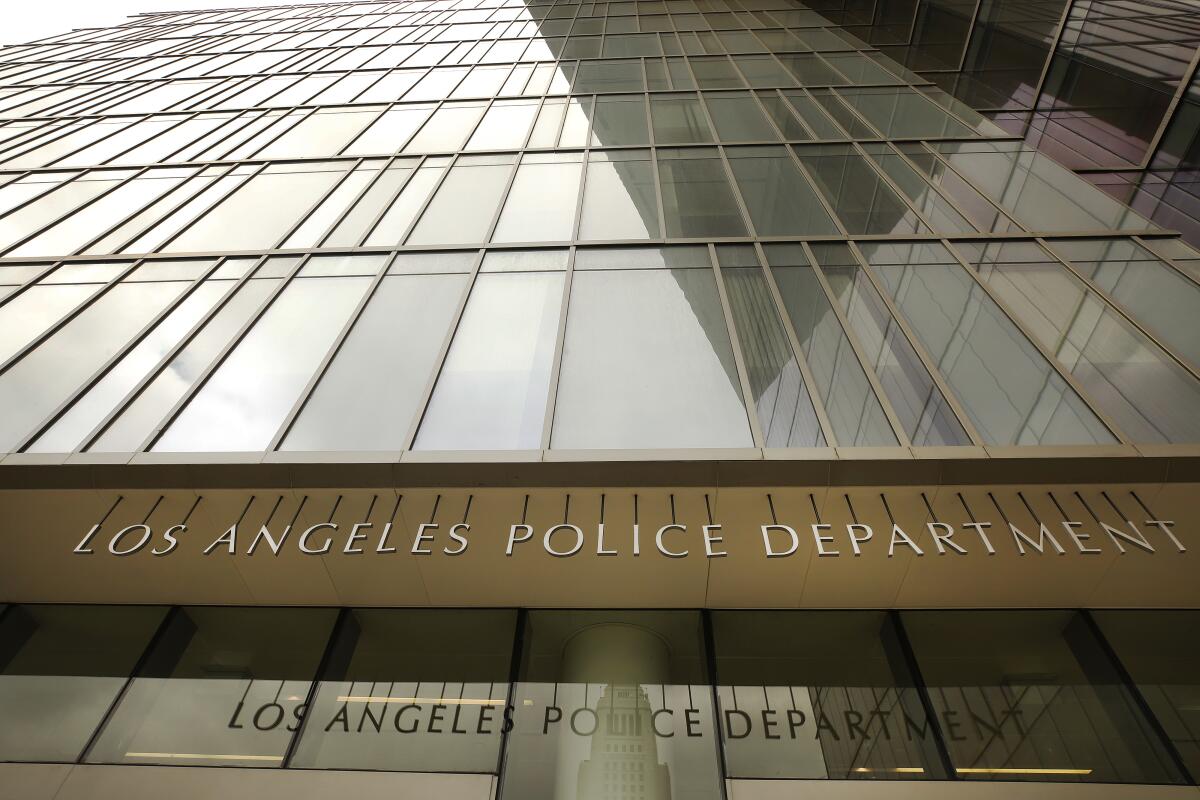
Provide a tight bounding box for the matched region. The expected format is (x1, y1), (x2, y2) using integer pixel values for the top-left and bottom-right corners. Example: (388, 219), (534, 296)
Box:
(2, 605), (1197, 792)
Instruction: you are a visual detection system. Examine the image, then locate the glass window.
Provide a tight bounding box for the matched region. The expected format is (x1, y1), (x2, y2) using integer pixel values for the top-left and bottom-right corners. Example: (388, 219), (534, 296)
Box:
(733, 54), (797, 88)
(650, 93), (714, 144)
(903, 610), (1187, 784)
(0, 175), (121, 254)
(932, 142), (1154, 232)
(590, 95), (649, 146)
(767, 244), (897, 447)
(254, 107), (380, 159)
(290, 610), (516, 772)
(87, 607), (336, 768)
(814, 243), (970, 446)
(361, 160), (448, 246)
(579, 150), (660, 241)
(88, 270), (285, 452)
(28, 269), (231, 453)
(465, 99), (539, 150)
(795, 144), (928, 235)
(553, 262), (752, 449)
(704, 92), (780, 142)
(689, 56), (744, 88)
(153, 265), (375, 452)
(414, 270), (562, 451)
(961, 240), (1200, 444)
(836, 87), (974, 138)
(0, 274), (107, 364)
(777, 53), (846, 85)
(282, 271), (468, 452)
(499, 610), (721, 800)
(712, 611), (943, 779)
(0, 278), (191, 453)
(859, 143), (975, 234)
(657, 148), (747, 237)
(407, 155), (514, 246)
(572, 60), (643, 92)
(163, 164), (348, 253)
(894, 142), (1017, 233)
(492, 153), (582, 243)
(343, 104), (432, 155)
(1092, 610), (1200, 779)
(780, 90), (845, 139)
(718, 248), (824, 447)
(726, 146), (839, 236)
(291, 161), (415, 248)
(862, 241), (1117, 446)
(0, 605), (165, 763)
(403, 101), (487, 153)
(1046, 238), (1200, 370)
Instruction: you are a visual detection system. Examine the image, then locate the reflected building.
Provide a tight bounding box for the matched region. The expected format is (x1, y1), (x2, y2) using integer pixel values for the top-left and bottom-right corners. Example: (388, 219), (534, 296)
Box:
(1, 1), (1200, 800)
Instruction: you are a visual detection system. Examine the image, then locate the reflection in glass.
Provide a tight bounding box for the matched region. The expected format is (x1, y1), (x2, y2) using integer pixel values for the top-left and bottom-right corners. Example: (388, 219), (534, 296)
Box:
(493, 154), (582, 243)
(705, 93), (780, 142)
(579, 150), (660, 241)
(1093, 610), (1200, 779)
(962, 241), (1200, 444)
(282, 272), (466, 451)
(0, 605), (164, 762)
(766, 244), (897, 446)
(837, 87), (975, 138)
(815, 244), (969, 446)
(500, 610), (721, 800)
(863, 242), (1116, 446)
(154, 271), (372, 451)
(88, 607), (336, 768)
(590, 95), (649, 146)
(415, 271), (562, 450)
(795, 144), (928, 235)
(291, 610), (516, 772)
(904, 610), (1187, 784)
(658, 149), (747, 237)
(712, 611), (942, 779)
(408, 155), (513, 246)
(553, 267), (752, 450)
(727, 147), (840, 235)
(650, 94), (714, 144)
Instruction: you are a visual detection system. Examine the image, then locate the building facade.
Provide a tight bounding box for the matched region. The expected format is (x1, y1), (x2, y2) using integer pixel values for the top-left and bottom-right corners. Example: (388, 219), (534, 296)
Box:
(0, 1), (1199, 799)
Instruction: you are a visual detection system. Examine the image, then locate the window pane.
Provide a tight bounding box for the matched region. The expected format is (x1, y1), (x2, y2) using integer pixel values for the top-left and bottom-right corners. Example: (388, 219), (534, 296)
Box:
(859, 143), (976, 234)
(500, 610), (721, 800)
(727, 146), (839, 235)
(962, 240), (1200, 444)
(578, 150), (660, 241)
(254, 107), (379, 159)
(836, 87), (975, 138)
(904, 610), (1187, 784)
(1092, 610), (1200, 779)
(415, 270), (562, 450)
(719, 254), (824, 447)
(87, 607), (336, 768)
(362, 161), (448, 246)
(766, 244), (898, 446)
(154, 270), (373, 452)
(650, 93), (714, 144)
(795, 144), (928, 235)
(403, 102), (487, 153)
(343, 104), (432, 155)
(290, 609), (516, 772)
(0, 281), (104, 364)
(465, 99), (538, 150)
(590, 95), (649, 146)
(862, 242), (1117, 446)
(0, 605), (165, 763)
(87, 273), (283, 453)
(704, 92), (780, 142)
(29, 273), (231, 453)
(814, 244), (970, 446)
(282, 272), (468, 451)
(492, 154), (582, 243)
(712, 611), (943, 779)
(164, 164), (348, 253)
(658, 148), (747, 237)
(407, 156), (514, 246)
(0, 279), (190, 452)
(1047, 238), (1200, 370)
(553, 266), (752, 449)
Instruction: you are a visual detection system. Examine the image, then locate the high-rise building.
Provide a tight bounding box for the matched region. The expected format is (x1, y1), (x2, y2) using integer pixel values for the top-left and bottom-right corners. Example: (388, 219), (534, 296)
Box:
(0, 2), (1198, 799)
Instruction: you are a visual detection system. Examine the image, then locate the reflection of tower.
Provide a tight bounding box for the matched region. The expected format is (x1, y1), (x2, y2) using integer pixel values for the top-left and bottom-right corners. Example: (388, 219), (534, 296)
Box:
(577, 684), (670, 800)
(561, 624), (673, 800)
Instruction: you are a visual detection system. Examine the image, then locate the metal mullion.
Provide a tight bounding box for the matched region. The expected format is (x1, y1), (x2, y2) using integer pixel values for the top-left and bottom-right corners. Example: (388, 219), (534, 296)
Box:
(135, 252), (317, 453)
(150, 160), (272, 254)
(0, 117), (94, 166)
(88, 110), (209, 167)
(913, 142), (1027, 233)
(708, 242), (766, 448)
(848, 139), (943, 235)
(1133, 236), (1200, 290)
(537, 244), (576, 450)
(351, 154), (430, 246)
(941, 238), (1134, 446)
(879, 140), (1011, 234)
(14, 257), (230, 453)
(243, 104), (324, 160)
(275, 156), (370, 247)
(800, 240), (912, 447)
(280, 606), (351, 769)
(0, 260), (65, 312)
(844, 239), (985, 447)
(1027, 0), (1075, 133)
(399, 247), (487, 451)
(757, 87), (819, 141)
(0, 164), (156, 258)
(71, 165), (214, 256)
(752, 240), (840, 447)
(1036, 236), (1200, 380)
(167, 108), (265, 164)
(953, 0), (984, 73)
(821, 85), (885, 139)
(266, 250), (399, 451)
(0, 257), (148, 379)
